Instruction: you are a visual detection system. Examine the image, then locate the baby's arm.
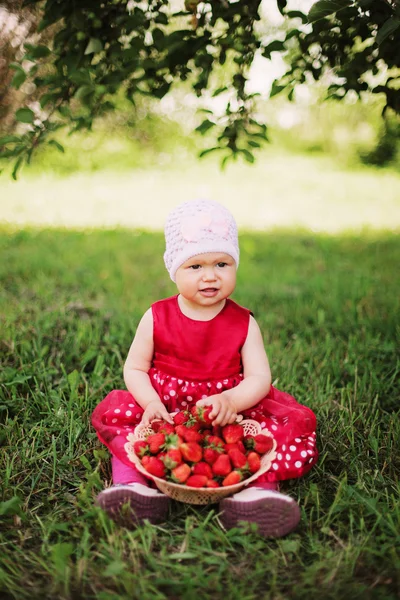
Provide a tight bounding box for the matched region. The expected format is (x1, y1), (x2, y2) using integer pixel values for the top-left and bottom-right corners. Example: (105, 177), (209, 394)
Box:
(123, 308), (173, 424)
(197, 316), (271, 425)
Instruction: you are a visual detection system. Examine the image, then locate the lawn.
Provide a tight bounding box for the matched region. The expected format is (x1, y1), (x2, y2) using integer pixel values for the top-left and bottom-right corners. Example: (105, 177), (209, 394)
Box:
(1, 225), (399, 599)
(1, 151), (400, 232)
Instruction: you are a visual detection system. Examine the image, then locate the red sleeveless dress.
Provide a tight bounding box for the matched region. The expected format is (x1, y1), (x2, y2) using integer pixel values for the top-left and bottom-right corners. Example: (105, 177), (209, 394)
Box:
(92, 295), (318, 482)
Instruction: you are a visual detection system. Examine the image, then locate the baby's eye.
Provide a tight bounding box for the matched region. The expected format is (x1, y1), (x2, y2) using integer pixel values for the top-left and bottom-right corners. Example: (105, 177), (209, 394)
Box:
(217, 262), (227, 267)
(189, 264), (201, 270)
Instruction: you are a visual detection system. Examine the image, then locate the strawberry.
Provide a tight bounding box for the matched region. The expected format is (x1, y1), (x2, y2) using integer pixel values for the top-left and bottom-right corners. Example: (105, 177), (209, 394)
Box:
(204, 435), (225, 449)
(174, 423), (202, 440)
(162, 448), (182, 470)
(224, 442), (246, 453)
(181, 428), (203, 443)
(146, 433), (166, 454)
(171, 463), (191, 483)
(203, 447), (220, 465)
(150, 420), (164, 432)
(163, 433), (183, 450)
(212, 454), (232, 477)
(227, 448), (247, 469)
(192, 462), (213, 479)
(212, 424), (223, 438)
(180, 442), (202, 463)
(186, 475), (208, 488)
(222, 424), (244, 445)
(190, 405), (213, 426)
(244, 434), (274, 454)
(173, 411), (190, 426)
(206, 479), (220, 488)
(247, 451), (261, 473)
(141, 456), (166, 478)
(133, 440), (149, 457)
(157, 422), (175, 435)
(222, 471), (242, 487)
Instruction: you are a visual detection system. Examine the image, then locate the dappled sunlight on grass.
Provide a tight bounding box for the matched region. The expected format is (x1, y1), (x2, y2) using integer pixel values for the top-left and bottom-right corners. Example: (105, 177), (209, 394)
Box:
(1, 151), (399, 232)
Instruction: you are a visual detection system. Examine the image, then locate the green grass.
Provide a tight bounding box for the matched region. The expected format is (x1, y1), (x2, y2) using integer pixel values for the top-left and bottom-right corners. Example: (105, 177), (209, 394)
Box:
(1, 151), (400, 233)
(1, 227), (399, 599)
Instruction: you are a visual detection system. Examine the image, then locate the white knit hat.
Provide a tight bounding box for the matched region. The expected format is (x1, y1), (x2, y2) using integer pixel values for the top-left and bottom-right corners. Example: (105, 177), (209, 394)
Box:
(164, 199), (240, 281)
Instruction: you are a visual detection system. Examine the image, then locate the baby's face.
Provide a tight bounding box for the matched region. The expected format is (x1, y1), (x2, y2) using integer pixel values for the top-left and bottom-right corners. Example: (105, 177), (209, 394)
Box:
(175, 252), (236, 307)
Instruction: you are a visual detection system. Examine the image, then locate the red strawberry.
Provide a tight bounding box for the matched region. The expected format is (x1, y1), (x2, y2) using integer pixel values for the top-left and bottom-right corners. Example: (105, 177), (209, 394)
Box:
(150, 420), (164, 432)
(206, 479), (220, 488)
(247, 451), (261, 473)
(162, 448), (182, 469)
(224, 442), (245, 453)
(244, 434), (274, 454)
(186, 475), (208, 488)
(228, 448), (247, 469)
(175, 423), (202, 440)
(146, 433), (166, 454)
(133, 440), (149, 457)
(203, 447), (220, 465)
(190, 405), (213, 426)
(212, 454), (232, 477)
(222, 424), (244, 445)
(141, 456), (165, 478)
(180, 442), (202, 463)
(181, 428), (203, 443)
(222, 471), (242, 487)
(157, 422), (175, 435)
(192, 462), (213, 479)
(171, 463), (191, 483)
(173, 411), (190, 426)
(212, 424), (223, 438)
(205, 435), (225, 449)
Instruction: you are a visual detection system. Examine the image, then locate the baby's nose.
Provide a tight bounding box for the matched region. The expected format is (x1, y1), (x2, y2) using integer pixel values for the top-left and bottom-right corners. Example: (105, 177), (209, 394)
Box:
(202, 267), (217, 280)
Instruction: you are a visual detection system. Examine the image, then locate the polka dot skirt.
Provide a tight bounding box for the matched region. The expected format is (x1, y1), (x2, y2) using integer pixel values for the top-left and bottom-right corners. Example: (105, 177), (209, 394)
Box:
(92, 367), (318, 483)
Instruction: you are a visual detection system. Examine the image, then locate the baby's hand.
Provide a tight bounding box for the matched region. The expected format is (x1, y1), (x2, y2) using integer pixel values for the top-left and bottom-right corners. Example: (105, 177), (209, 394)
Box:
(141, 400), (173, 426)
(196, 394), (237, 427)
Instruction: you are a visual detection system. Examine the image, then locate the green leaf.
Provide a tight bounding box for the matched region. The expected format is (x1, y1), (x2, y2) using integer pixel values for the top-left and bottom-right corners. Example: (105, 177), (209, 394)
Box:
(15, 108), (35, 123)
(74, 85), (94, 102)
(241, 149), (255, 163)
(286, 10), (308, 23)
(40, 93), (59, 108)
(376, 18), (400, 45)
(262, 40), (286, 59)
(269, 83), (285, 98)
(308, 0), (353, 23)
(12, 156), (24, 181)
(195, 119), (215, 135)
(84, 38), (103, 55)
(11, 70), (26, 89)
(48, 140), (65, 153)
(277, 0), (288, 15)
(0, 496), (22, 516)
(198, 147), (222, 158)
(104, 561), (126, 577)
(24, 44), (51, 59)
(0, 135), (21, 146)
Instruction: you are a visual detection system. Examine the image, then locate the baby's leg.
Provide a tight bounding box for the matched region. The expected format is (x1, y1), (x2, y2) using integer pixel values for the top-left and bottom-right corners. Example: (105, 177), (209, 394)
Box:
(96, 457), (169, 526)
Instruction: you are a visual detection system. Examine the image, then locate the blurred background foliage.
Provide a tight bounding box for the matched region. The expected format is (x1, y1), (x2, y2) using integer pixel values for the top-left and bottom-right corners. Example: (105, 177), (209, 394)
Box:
(0, 0), (400, 178)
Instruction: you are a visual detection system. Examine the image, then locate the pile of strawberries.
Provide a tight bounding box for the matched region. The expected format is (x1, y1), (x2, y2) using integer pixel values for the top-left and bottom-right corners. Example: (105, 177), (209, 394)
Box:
(134, 406), (274, 488)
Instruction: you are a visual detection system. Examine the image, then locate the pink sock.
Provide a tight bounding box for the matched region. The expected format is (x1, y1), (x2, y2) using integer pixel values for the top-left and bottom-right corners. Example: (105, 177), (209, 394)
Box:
(111, 456), (149, 486)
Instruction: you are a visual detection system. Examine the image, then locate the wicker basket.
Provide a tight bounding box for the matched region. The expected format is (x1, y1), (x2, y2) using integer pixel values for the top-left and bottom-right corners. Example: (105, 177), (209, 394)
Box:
(124, 417), (277, 505)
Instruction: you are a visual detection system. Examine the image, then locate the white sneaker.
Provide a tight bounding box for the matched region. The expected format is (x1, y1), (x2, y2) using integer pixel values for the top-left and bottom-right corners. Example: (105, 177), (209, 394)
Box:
(219, 487), (300, 537)
(96, 483), (170, 526)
